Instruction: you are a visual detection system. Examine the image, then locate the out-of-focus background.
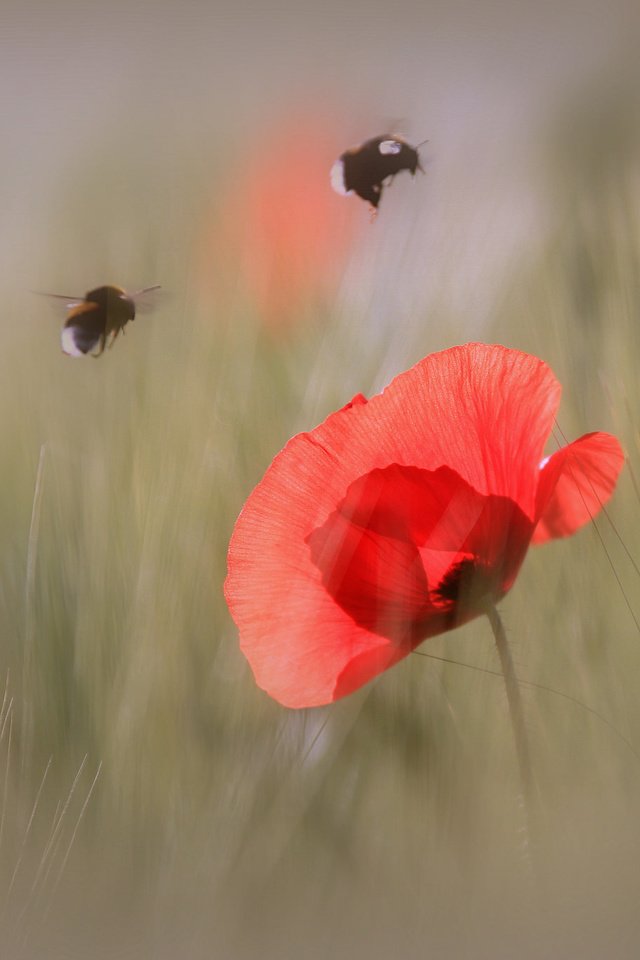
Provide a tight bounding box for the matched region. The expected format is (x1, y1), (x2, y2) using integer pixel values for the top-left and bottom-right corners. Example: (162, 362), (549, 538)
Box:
(1, 0), (640, 956)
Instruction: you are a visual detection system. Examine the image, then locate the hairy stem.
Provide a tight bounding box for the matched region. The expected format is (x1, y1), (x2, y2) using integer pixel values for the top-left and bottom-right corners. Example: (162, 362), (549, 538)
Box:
(485, 604), (537, 840)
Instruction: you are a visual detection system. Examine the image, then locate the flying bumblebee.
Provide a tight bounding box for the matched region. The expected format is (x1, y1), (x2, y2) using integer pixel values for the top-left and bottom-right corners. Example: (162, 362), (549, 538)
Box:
(37, 284), (161, 357)
(330, 134), (425, 212)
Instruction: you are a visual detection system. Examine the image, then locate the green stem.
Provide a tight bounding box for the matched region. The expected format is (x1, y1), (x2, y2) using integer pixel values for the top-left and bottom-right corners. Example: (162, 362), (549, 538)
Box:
(485, 604), (536, 830)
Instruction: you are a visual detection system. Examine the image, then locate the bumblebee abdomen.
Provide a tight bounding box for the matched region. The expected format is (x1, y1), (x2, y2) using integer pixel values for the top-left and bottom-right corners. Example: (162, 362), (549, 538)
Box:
(61, 303), (104, 356)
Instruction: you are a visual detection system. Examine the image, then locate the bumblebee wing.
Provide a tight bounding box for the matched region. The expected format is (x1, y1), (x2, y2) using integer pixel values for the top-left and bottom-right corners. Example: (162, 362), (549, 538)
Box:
(35, 291), (85, 308)
(130, 284), (161, 297)
(131, 284), (163, 315)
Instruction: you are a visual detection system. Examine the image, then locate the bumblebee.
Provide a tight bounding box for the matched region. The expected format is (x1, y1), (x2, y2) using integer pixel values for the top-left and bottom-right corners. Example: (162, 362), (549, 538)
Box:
(39, 284), (160, 357)
(330, 134), (424, 211)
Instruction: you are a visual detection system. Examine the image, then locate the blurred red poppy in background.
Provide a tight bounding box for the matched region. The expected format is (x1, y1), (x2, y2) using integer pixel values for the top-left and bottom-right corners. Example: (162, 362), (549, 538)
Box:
(225, 344), (624, 708)
(200, 111), (358, 331)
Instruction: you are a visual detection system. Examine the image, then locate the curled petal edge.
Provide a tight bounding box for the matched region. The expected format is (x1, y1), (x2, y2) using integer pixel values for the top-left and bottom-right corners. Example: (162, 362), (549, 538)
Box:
(533, 432), (624, 545)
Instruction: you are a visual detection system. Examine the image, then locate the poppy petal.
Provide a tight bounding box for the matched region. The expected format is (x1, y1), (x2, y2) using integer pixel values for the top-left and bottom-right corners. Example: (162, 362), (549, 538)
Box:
(307, 506), (432, 644)
(306, 464), (480, 643)
(349, 344), (561, 517)
(225, 397), (396, 708)
(533, 432), (624, 544)
(309, 463), (535, 639)
(332, 464), (484, 543)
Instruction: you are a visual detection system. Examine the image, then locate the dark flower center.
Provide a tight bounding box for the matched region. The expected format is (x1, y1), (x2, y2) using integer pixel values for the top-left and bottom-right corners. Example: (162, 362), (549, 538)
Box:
(432, 557), (496, 613)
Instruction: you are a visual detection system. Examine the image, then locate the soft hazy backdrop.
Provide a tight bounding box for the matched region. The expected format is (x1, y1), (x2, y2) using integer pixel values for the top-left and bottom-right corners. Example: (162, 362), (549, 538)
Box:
(1, 0), (640, 957)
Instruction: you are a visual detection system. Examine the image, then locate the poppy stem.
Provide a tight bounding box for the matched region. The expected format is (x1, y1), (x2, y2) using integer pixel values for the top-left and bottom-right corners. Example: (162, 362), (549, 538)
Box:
(484, 603), (537, 849)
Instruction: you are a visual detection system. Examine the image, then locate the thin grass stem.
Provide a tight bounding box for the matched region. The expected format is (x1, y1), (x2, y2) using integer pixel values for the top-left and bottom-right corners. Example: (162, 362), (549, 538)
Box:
(3, 757), (53, 915)
(22, 443), (47, 776)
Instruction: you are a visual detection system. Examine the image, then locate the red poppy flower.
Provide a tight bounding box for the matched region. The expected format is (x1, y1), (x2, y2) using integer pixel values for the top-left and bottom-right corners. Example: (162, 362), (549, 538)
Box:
(199, 111), (357, 331)
(225, 344), (623, 708)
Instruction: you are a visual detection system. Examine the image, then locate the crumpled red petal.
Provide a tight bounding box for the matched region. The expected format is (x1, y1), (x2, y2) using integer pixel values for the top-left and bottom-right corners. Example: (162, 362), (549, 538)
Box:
(533, 432), (624, 544)
(307, 464), (534, 644)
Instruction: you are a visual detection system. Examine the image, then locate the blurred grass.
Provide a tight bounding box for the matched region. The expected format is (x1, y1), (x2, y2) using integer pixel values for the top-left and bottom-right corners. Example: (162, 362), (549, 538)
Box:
(1, 60), (640, 960)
